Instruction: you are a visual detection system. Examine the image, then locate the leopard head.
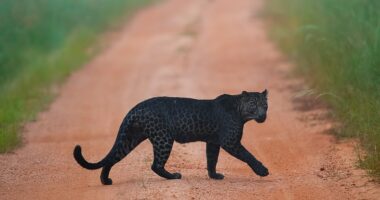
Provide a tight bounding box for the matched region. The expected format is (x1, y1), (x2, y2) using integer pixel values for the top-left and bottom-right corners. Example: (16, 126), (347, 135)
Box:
(239, 89), (268, 123)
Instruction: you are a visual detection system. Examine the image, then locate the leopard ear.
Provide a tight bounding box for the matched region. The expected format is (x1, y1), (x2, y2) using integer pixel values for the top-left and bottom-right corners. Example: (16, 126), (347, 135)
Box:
(262, 89), (268, 98)
(242, 91), (248, 96)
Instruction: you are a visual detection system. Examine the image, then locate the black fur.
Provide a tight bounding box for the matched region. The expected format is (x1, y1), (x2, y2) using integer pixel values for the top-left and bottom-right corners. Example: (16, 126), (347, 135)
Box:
(74, 90), (269, 185)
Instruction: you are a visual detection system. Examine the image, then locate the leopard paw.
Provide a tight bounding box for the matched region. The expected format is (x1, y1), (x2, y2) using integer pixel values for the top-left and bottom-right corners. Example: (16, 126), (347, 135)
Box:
(101, 177), (113, 185)
(209, 172), (224, 180)
(253, 164), (269, 177)
(171, 172), (182, 179)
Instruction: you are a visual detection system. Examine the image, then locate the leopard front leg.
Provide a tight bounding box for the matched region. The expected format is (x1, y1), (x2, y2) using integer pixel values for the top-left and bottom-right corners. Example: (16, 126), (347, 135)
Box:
(150, 136), (181, 179)
(222, 143), (269, 177)
(206, 143), (224, 180)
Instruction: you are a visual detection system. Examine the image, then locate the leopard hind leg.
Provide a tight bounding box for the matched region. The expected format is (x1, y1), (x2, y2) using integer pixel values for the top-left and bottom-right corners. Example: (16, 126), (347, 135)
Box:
(149, 134), (181, 179)
(100, 124), (147, 185)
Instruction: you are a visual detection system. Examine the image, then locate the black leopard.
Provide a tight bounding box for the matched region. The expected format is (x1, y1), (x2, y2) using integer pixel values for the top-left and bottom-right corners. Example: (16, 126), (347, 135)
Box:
(74, 90), (269, 185)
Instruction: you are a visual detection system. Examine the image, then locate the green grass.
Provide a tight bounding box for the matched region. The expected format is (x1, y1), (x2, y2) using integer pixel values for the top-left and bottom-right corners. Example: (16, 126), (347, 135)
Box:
(265, 0), (380, 177)
(0, 0), (154, 152)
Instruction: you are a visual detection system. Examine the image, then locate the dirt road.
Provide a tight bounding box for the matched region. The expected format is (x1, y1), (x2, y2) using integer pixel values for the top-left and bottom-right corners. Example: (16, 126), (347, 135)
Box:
(1, 0), (379, 199)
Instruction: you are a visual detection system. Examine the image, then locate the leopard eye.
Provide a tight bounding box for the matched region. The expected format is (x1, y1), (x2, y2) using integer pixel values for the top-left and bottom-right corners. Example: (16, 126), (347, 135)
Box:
(263, 104), (268, 109)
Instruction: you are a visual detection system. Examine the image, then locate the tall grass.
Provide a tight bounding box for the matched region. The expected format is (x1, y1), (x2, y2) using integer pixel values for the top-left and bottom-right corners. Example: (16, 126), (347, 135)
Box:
(265, 0), (380, 177)
(0, 0), (153, 152)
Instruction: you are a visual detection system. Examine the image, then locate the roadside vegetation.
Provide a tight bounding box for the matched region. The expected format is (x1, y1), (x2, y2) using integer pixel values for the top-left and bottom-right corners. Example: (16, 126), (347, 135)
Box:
(0, 0), (153, 152)
(265, 0), (380, 177)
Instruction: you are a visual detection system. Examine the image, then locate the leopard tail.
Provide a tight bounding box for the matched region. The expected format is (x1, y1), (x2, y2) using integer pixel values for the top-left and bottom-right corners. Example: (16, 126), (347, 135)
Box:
(73, 117), (144, 170)
(73, 145), (108, 170)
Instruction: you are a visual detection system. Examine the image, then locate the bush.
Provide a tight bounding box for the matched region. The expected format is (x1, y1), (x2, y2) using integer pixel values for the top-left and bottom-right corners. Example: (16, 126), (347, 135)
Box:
(0, 0), (153, 152)
(266, 0), (380, 177)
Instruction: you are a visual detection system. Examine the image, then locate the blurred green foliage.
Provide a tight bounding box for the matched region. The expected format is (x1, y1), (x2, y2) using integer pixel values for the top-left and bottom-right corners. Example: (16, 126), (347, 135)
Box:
(266, 0), (380, 177)
(0, 0), (153, 152)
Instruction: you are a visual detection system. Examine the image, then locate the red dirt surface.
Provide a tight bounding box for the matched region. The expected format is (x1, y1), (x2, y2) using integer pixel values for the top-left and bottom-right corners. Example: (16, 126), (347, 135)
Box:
(1, 0), (379, 199)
